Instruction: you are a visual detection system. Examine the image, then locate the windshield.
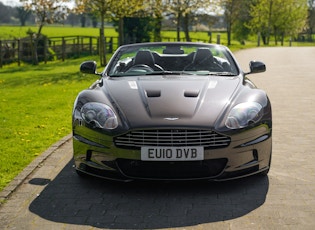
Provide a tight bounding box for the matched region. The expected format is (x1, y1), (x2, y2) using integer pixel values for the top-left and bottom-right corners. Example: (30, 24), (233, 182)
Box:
(106, 43), (239, 77)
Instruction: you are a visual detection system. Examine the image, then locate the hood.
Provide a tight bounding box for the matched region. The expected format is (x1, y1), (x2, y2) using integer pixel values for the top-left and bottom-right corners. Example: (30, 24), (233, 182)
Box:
(104, 75), (240, 129)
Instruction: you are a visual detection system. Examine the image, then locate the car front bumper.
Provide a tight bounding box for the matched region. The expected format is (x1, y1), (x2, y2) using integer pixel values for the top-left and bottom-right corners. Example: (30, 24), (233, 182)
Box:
(72, 124), (272, 181)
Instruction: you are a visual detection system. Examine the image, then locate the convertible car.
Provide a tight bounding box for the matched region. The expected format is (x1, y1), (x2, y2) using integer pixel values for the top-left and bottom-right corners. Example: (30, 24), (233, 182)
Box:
(72, 42), (272, 181)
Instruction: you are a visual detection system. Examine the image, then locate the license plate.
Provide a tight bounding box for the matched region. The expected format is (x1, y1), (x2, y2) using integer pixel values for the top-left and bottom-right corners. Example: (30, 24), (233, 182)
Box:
(141, 146), (204, 161)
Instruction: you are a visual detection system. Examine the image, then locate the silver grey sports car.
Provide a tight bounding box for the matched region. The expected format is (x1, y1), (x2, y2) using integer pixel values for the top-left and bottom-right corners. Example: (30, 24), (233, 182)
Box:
(72, 42), (272, 181)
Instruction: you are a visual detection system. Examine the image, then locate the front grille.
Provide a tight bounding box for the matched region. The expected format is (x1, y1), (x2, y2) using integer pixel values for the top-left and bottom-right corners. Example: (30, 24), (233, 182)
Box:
(114, 129), (230, 150)
(117, 158), (228, 179)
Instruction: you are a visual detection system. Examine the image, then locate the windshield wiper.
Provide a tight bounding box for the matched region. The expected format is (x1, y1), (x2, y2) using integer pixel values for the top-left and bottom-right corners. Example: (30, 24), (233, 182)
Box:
(211, 72), (237, 76)
(109, 70), (181, 77)
(195, 71), (237, 76)
(144, 71), (182, 75)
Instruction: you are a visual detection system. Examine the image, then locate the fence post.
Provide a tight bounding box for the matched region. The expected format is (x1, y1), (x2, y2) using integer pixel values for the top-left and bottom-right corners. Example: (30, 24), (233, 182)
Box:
(97, 37), (100, 55)
(108, 37), (113, 53)
(17, 39), (21, 66)
(216, 34), (220, 44)
(43, 37), (47, 64)
(89, 37), (92, 55)
(0, 40), (2, 68)
(76, 36), (80, 57)
(62, 37), (65, 61)
(12, 41), (16, 62)
(81, 37), (84, 56)
(53, 40), (56, 53)
(208, 31), (212, 43)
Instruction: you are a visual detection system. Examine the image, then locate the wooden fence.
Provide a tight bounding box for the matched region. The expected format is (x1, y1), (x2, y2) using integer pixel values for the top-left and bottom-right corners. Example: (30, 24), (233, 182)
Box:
(0, 35), (213, 68)
(0, 35), (119, 67)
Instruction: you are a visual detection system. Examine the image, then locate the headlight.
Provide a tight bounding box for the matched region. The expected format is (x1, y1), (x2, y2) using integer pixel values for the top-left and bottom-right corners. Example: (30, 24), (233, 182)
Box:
(81, 102), (118, 129)
(225, 102), (263, 129)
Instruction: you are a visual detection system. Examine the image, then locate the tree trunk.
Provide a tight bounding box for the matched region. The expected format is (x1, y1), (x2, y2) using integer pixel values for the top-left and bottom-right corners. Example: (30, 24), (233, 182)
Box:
(227, 22), (232, 46)
(183, 14), (191, 42)
(273, 26), (279, 45)
(21, 20), (26, 26)
(266, 0), (273, 45)
(281, 32), (284, 46)
(153, 16), (162, 42)
(32, 24), (44, 65)
(99, 14), (107, 66)
(80, 14), (86, 28)
(176, 12), (181, 41)
(118, 17), (124, 46)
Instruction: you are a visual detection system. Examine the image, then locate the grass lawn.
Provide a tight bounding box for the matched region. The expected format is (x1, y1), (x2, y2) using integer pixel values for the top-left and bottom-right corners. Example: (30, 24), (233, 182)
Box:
(0, 25), (256, 48)
(0, 55), (106, 191)
(0, 25), (118, 39)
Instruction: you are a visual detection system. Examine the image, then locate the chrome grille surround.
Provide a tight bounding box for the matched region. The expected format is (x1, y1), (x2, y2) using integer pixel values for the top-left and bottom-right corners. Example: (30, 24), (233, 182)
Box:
(114, 129), (231, 149)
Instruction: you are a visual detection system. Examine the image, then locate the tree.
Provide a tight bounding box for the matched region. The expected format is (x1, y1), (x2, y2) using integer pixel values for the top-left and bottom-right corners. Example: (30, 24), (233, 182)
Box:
(75, 0), (110, 66)
(107, 0), (146, 46)
(167, 0), (194, 41)
(166, 0), (217, 42)
(247, 0), (308, 45)
(75, 0), (151, 65)
(220, 0), (249, 45)
(232, 0), (252, 44)
(20, 0), (71, 64)
(122, 17), (153, 43)
(151, 0), (163, 42)
(16, 6), (31, 26)
(246, 0), (271, 45)
(0, 2), (14, 24)
(65, 12), (80, 27)
(306, 0), (315, 40)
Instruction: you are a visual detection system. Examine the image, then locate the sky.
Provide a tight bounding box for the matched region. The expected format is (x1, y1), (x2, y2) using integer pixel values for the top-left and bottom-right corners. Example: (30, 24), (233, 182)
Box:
(0, 0), (21, 6)
(1, 0), (75, 8)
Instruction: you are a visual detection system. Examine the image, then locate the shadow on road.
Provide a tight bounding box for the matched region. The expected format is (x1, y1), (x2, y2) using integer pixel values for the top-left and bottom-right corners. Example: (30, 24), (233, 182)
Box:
(29, 159), (269, 229)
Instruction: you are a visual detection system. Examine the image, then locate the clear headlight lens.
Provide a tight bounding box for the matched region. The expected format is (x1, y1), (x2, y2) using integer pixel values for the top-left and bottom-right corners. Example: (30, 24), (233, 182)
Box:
(81, 102), (118, 129)
(225, 102), (263, 129)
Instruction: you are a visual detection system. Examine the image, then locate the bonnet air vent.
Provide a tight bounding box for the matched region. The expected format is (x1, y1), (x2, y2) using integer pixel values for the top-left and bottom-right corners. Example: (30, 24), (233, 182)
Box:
(145, 90), (161, 97)
(184, 90), (200, 98)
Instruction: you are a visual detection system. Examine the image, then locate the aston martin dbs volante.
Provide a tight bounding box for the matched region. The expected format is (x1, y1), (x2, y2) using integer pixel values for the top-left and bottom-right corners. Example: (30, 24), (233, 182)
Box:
(72, 42), (272, 181)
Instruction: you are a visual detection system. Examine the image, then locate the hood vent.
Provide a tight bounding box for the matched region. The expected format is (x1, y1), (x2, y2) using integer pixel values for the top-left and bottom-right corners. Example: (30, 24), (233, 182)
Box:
(145, 89), (199, 98)
(145, 90), (161, 98)
(184, 90), (200, 98)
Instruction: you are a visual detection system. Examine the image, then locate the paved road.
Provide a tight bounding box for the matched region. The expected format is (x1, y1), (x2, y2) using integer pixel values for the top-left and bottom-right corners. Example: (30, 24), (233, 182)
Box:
(1, 47), (315, 230)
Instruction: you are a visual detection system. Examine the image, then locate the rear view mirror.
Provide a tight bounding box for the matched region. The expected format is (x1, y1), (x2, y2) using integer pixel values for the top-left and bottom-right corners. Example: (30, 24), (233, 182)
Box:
(246, 61), (266, 75)
(80, 61), (97, 75)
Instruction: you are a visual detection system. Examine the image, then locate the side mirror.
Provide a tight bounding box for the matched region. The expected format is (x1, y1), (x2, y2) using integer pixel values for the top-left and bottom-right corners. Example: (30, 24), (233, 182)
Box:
(80, 61), (98, 74)
(246, 61), (266, 75)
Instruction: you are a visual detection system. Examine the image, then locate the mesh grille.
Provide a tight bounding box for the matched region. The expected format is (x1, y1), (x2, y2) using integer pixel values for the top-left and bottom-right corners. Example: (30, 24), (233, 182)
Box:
(117, 158), (228, 179)
(114, 129), (230, 149)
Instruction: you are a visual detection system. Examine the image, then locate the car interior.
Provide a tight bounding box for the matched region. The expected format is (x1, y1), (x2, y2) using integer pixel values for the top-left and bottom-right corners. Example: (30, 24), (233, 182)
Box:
(110, 46), (234, 75)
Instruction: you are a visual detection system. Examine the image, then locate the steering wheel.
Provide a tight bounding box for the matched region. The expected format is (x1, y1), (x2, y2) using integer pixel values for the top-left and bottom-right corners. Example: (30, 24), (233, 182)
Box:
(126, 64), (154, 73)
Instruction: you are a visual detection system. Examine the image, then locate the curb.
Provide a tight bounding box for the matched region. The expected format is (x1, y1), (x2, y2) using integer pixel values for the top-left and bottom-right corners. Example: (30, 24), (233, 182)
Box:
(0, 134), (72, 203)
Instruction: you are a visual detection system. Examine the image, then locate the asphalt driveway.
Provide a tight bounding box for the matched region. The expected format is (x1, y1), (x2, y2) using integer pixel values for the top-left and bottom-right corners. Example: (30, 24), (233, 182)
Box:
(1, 47), (315, 229)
